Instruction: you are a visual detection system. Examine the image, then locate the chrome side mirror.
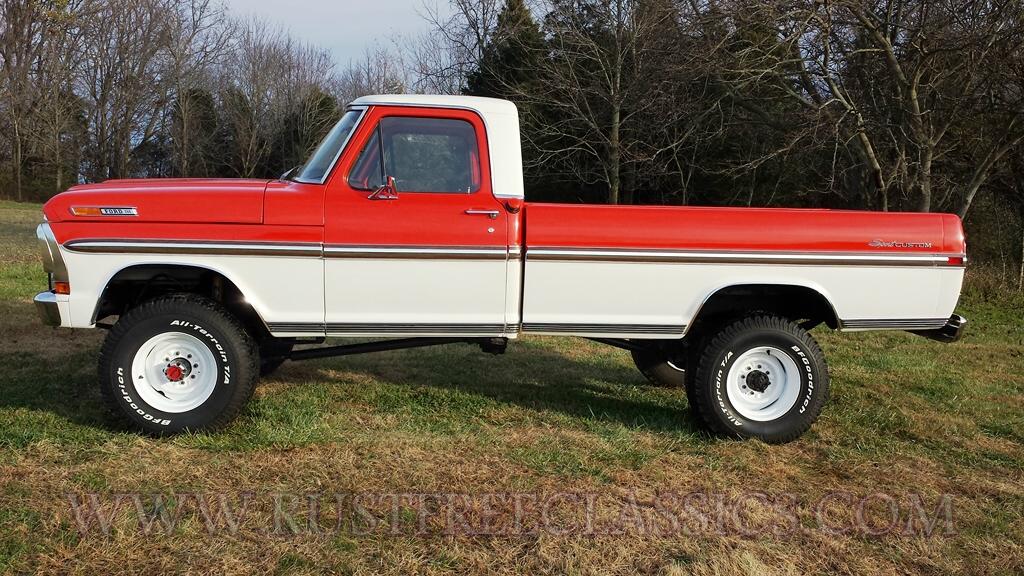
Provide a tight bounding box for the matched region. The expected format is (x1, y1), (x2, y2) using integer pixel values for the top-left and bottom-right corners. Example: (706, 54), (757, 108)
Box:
(368, 175), (398, 200)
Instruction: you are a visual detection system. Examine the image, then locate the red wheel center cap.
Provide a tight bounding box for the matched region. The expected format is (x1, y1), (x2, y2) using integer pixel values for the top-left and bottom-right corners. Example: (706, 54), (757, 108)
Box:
(165, 365), (184, 381)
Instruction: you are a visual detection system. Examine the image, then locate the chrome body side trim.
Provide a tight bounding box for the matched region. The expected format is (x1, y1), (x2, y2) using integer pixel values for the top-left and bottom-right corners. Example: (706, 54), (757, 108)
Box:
(60, 240), (958, 267)
(323, 245), (508, 260)
(65, 240), (515, 260)
(265, 323), (326, 334)
(526, 247), (962, 267)
(521, 323), (685, 335)
(839, 318), (949, 330)
(266, 322), (512, 336)
(327, 323), (506, 335)
(65, 240), (322, 258)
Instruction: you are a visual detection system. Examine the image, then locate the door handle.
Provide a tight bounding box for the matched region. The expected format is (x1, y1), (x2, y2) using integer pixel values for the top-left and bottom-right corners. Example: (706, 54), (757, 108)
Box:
(465, 209), (499, 219)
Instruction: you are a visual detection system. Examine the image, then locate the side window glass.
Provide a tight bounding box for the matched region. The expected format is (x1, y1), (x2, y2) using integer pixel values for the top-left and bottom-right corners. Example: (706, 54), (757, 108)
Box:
(349, 116), (481, 193)
(383, 117), (480, 193)
(348, 127), (383, 191)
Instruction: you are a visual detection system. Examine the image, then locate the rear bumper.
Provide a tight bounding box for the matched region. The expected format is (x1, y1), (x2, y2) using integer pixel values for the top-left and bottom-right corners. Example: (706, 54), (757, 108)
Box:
(34, 291), (62, 327)
(910, 314), (967, 343)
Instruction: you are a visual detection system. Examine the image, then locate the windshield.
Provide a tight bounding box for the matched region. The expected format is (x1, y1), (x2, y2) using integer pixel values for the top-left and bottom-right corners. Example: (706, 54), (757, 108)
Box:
(292, 108), (365, 183)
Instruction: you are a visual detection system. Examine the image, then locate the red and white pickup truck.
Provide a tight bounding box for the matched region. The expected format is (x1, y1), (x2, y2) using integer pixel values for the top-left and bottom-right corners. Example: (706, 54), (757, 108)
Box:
(35, 95), (967, 442)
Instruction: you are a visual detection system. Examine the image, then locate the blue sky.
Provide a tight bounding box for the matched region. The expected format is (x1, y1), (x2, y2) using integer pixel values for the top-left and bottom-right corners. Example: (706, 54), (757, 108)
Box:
(227, 0), (449, 66)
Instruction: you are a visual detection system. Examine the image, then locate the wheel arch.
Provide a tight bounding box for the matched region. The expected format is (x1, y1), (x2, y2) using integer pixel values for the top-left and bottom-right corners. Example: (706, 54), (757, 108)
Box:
(92, 262), (271, 337)
(686, 282), (840, 337)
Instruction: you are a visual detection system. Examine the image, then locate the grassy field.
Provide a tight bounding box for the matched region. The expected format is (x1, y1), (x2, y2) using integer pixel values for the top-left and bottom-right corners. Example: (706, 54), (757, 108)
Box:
(0, 199), (1021, 575)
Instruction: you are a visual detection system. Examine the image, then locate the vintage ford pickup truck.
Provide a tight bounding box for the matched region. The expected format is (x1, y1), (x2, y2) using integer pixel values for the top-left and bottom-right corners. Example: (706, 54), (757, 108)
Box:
(34, 95), (967, 442)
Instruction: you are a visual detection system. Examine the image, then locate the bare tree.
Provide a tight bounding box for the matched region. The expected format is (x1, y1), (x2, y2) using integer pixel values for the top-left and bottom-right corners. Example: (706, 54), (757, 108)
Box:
(524, 0), (683, 204)
(697, 0), (1024, 214)
(218, 18), (340, 177)
(409, 0), (503, 93)
(165, 0), (231, 176)
(78, 0), (173, 180)
(0, 0), (51, 198)
(338, 44), (407, 103)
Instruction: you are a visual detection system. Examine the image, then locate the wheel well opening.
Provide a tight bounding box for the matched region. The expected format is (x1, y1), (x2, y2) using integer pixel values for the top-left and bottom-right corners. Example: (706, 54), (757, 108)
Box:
(95, 264), (268, 337)
(690, 284), (839, 335)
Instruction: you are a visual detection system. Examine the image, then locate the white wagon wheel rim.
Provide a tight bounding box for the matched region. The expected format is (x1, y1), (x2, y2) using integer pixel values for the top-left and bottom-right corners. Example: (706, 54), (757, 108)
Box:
(726, 346), (802, 422)
(130, 332), (218, 413)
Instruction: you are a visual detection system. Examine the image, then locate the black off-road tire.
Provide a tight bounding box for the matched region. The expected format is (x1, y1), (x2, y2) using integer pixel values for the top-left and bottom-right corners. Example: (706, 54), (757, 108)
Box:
(98, 294), (259, 435)
(259, 337), (294, 376)
(692, 315), (830, 443)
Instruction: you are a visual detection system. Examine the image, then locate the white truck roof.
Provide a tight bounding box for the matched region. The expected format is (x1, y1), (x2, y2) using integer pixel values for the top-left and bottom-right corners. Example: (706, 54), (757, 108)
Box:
(349, 94), (525, 199)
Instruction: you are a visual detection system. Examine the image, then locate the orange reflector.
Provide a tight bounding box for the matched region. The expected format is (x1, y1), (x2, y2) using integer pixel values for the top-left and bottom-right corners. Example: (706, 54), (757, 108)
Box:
(69, 206), (102, 216)
(948, 256), (964, 266)
(53, 281), (70, 295)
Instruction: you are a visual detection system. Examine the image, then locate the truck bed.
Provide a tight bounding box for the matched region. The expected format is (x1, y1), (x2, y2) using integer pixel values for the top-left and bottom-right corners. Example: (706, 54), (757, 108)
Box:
(519, 204), (965, 337)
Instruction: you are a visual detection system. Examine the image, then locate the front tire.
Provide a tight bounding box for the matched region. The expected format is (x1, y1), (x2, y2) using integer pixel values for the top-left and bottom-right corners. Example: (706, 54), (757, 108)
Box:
(98, 294), (259, 435)
(692, 315), (829, 443)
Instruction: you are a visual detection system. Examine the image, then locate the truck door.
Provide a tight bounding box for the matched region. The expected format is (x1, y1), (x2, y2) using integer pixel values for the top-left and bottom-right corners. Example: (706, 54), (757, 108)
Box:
(323, 106), (511, 336)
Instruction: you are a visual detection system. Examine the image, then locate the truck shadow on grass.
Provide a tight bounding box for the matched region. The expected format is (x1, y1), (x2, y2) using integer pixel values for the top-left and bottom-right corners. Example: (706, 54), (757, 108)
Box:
(287, 338), (705, 437)
(0, 338), (705, 445)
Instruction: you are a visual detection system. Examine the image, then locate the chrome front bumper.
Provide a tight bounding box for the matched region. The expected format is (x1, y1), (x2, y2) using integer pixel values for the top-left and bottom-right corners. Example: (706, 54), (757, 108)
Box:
(35, 291), (62, 326)
(911, 314), (967, 343)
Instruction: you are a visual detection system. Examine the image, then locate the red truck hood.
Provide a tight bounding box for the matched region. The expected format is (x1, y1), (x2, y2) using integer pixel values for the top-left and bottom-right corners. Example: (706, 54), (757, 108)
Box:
(43, 178), (270, 224)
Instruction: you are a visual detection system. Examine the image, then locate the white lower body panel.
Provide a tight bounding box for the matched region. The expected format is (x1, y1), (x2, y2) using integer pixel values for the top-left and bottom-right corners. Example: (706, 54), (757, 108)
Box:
(521, 259), (965, 338)
(323, 258), (513, 337)
(59, 248), (325, 332)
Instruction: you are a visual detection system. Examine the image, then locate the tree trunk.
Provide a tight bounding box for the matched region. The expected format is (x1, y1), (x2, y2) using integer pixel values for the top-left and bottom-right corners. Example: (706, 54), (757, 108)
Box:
(54, 129), (62, 191)
(608, 104), (620, 204)
(12, 117), (23, 201)
(1018, 203), (1024, 293)
(917, 147), (933, 212)
(1019, 223), (1023, 293)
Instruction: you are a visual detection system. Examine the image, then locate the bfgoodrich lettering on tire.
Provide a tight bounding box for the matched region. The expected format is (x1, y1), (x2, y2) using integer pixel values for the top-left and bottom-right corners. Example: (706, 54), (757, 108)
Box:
(98, 294), (258, 435)
(692, 315), (830, 443)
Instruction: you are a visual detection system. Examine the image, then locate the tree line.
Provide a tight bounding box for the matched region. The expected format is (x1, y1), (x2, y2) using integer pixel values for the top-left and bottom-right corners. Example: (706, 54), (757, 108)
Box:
(1, 0), (1022, 282)
(0, 0), (406, 201)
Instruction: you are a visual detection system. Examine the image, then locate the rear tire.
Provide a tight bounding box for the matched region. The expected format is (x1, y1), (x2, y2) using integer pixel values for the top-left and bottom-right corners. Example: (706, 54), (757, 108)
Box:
(692, 315), (829, 443)
(630, 347), (688, 388)
(98, 294), (259, 435)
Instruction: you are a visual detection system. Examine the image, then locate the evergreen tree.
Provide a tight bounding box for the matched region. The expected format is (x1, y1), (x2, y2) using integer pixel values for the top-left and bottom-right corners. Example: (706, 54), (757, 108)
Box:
(465, 0), (544, 100)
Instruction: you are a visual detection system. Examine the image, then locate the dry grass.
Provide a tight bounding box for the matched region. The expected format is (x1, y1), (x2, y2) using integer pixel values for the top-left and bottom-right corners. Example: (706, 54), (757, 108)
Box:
(1, 199), (1022, 575)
